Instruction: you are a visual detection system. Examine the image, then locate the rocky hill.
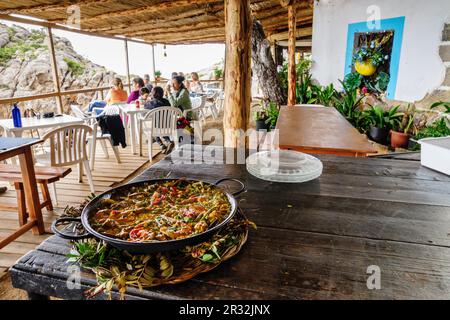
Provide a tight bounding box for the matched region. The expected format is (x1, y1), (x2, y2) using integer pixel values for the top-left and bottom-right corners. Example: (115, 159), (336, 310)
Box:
(0, 23), (118, 118)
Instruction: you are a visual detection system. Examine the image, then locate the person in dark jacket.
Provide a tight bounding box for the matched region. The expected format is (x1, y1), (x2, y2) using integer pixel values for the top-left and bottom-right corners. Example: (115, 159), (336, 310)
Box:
(143, 86), (174, 154)
(144, 86), (170, 110)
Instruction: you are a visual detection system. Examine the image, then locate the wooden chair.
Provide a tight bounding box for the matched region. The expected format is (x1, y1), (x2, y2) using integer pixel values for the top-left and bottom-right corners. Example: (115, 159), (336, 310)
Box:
(138, 107), (182, 161)
(36, 124), (95, 200)
(70, 105), (121, 171)
(0, 165), (71, 229)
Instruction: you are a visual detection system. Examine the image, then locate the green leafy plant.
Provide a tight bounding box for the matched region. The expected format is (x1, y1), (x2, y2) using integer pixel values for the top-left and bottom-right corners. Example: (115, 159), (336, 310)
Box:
(363, 105), (403, 130)
(333, 80), (365, 129)
(365, 71), (390, 93)
(430, 101), (450, 113)
(64, 57), (85, 76)
(154, 70), (162, 78)
(313, 83), (337, 106)
(254, 109), (268, 121)
(353, 45), (388, 67)
(415, 117), (450, 140)
(214, 67), (223, 79)
(344, 72), (363, 91)
(265, 102), (280, 128)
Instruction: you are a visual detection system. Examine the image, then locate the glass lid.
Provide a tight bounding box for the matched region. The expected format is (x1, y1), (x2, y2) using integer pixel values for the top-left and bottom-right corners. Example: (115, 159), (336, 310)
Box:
(246, 150), (323, 183)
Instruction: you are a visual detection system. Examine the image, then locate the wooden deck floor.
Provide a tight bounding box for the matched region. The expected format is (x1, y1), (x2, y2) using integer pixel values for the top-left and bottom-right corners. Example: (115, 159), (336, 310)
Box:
(0, 143), (163, 272)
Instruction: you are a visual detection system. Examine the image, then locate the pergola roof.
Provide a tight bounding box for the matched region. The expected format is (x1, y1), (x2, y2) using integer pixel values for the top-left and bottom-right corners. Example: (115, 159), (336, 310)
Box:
(0, 0), (313, 44)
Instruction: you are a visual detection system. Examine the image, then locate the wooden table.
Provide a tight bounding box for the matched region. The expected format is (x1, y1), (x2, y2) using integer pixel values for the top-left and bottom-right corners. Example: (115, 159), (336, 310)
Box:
(10, 146), (450, 299)
(0, 138), (45, 248)
(276, 106), (377, 157)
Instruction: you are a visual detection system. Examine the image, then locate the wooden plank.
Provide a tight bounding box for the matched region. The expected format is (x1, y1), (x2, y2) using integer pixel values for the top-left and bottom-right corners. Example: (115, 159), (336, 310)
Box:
(11, 228), (450, 299)
(276, 106), (377, 155)
(0, 267), (6, 280)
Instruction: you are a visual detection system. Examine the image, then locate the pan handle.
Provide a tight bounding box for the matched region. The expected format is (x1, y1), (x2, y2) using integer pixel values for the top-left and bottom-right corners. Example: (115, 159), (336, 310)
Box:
(214, 178), (246, 196)
(51, 217), (91, 240)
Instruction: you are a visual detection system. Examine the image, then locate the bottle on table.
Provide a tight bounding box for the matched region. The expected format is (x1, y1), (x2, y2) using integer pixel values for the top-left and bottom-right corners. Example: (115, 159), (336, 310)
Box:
(12, 104), (22, 128)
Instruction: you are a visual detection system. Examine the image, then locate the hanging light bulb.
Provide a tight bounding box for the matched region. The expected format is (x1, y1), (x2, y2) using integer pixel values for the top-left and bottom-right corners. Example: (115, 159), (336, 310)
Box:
(163, 44), (167, 58)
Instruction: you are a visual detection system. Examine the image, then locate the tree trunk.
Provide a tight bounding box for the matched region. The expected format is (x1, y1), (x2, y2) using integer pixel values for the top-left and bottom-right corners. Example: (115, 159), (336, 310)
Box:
(223, 0), (252, 148)
(251, 19), (287, 106)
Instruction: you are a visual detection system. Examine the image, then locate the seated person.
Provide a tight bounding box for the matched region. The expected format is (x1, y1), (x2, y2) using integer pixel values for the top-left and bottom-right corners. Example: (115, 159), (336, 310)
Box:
(164, 72), (178, 97)
(127, 77), (145, 103)
(143, 86), (173, 154)
(105, 78), (128, 105)
(167, 75), (192, 116)
(144, 86), (170, 110)
(189, 72), (204, 95)
(139, 87), (150, 102)
(143, 74), (153, 92)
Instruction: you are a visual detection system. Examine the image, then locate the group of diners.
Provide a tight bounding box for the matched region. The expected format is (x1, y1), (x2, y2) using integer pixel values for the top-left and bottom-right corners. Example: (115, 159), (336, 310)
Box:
(88, 72), (205, 154)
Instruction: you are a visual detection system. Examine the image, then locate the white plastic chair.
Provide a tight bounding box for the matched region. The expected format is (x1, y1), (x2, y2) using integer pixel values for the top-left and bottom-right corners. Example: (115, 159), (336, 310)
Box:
(138, 107), (182, 161)
(70, 105), (121, 171)
(37, 124), (95, 202)
(190, 95), (207, 123)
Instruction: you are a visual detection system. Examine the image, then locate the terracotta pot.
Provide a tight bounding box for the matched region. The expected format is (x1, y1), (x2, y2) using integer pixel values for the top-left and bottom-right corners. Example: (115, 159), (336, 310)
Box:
(390, 130), (410, 149)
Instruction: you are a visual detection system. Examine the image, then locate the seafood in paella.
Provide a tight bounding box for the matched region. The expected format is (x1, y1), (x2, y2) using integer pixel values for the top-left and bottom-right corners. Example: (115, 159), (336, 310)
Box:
(89, 180), (231, 242)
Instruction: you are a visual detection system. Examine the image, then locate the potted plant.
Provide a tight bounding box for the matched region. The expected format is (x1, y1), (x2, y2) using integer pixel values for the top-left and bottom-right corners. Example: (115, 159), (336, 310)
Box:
(363, 105), (403, 144)
(213, 68), (223, 80)
(154, 70), (162, 81)
(254, 109), (269, 131)
(390, 105), (414, 149)
(353, 43), (389, 77)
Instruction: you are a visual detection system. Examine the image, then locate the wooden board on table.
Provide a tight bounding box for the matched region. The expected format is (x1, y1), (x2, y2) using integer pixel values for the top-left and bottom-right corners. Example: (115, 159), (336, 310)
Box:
(275, 106), (377, 156)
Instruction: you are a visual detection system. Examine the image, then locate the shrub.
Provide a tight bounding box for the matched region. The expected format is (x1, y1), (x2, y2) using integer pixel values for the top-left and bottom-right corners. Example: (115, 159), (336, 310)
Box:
(64, 57), (85, 76)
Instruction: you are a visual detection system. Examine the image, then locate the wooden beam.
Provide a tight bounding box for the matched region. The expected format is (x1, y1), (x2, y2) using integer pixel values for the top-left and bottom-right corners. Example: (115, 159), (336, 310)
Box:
(0, 85), (125, 105)
(46, 27), (64, 114)
(287, 2), (297, 106)
(126, 17), (223, 37)
(0, 0), (114, 14)
(0, 13), (150, 45)
(267, 25), (312, 41)
(87, 8), (213, 33)
(151, 44), (156, 81)
(223, 0), (252, 148)
(124, 40), (131, 93)
(49, 0), (215, 24)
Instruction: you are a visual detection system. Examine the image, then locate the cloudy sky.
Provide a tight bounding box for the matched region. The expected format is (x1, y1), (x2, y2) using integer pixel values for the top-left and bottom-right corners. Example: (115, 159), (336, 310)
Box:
(4, 20), (225, 79)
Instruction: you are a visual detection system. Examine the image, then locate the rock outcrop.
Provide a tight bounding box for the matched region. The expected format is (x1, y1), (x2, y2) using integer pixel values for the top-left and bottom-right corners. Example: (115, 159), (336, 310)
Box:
(0, 23), (118, 118)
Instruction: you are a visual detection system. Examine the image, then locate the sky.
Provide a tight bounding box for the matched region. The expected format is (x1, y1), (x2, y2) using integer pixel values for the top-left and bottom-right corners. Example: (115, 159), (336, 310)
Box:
(3, 20), (225, 79)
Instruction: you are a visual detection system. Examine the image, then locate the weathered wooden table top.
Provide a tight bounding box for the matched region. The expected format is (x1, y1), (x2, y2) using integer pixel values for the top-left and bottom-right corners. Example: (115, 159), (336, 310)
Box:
(10, 146), (450, 299)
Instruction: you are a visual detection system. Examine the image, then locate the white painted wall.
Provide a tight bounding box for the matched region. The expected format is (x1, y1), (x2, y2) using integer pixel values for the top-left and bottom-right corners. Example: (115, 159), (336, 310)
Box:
(311, 0), (450, 102)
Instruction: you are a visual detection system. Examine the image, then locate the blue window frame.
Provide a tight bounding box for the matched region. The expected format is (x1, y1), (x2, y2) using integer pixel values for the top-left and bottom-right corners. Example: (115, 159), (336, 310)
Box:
(344, 16), (405, 99)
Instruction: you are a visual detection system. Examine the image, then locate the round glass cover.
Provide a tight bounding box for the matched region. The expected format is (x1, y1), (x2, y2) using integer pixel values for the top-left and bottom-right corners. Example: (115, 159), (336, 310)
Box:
(246, 150), (323, 183)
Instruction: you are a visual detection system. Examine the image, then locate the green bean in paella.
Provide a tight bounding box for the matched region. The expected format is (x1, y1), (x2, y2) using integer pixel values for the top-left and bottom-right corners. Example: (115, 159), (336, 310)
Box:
(89, 180), (231, 242)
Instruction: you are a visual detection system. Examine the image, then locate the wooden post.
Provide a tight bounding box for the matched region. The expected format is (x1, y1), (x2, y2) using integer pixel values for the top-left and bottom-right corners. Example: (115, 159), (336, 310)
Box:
(223, 0), (252, 148)
(151, 44), (156, 83)
(46, 27), (63, 113)
(124, 39), (131, 92)
(287, 1), (297, 106)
